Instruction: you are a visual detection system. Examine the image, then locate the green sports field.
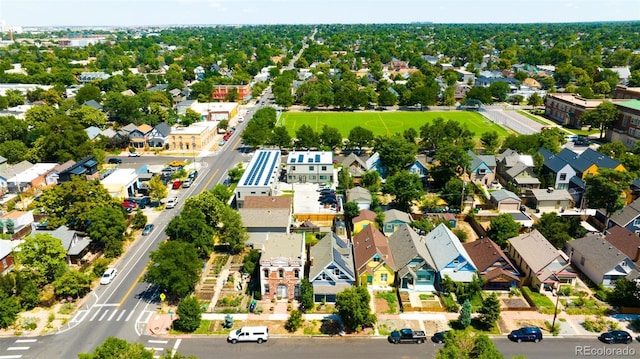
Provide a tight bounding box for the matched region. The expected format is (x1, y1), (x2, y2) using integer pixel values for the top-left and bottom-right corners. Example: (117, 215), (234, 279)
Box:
(279, 111), (510, 138)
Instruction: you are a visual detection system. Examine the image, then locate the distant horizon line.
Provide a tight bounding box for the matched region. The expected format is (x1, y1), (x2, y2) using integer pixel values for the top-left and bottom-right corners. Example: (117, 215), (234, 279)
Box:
(5, 19), (639, 30)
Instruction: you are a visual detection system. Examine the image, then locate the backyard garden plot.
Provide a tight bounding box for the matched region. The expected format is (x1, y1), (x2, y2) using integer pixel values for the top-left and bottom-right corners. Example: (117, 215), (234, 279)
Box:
(280, 111), (510, 138)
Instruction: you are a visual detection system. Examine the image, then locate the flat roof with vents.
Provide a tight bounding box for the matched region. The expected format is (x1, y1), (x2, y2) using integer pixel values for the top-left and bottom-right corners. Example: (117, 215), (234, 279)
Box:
(286, 151), (333, 165)
(238, 149), (281, 188)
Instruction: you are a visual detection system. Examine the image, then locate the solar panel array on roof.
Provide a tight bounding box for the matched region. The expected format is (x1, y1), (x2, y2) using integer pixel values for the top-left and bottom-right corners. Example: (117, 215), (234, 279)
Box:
(240, 150), (280, 187)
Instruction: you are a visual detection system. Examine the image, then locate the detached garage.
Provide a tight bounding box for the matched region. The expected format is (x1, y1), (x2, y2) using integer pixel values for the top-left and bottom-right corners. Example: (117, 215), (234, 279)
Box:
(490, 189), (522, 212)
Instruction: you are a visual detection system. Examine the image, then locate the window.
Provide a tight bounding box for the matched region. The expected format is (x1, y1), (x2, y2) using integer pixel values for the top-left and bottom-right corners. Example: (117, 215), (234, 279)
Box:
(580, 256), (585, 266)
(559, 173), (567, 181)
(380, 273), (388, 282)
(334, 268), (341, 276)
(294, 269), (300, 278)
(372, 256), (380, 262)
(291, 166), (296, 171)
(633, 219), (640, 227)
(309, 166), (314, 171)
(478, 169), (486, 175)
(278, 269), (284, 278)
(263, 269), (269, 278)
(321, 166), (327, 171)
(320, 175), (327, 180)
(264, 284), (270, 294)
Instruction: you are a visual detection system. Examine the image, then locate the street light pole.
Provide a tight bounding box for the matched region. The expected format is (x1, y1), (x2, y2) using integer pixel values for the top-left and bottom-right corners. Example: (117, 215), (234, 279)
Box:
(552, 282), (561, 328)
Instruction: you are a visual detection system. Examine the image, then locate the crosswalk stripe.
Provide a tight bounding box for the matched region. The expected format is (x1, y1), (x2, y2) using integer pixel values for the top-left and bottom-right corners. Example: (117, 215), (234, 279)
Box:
(116, 310), (126, 321)
(148, 340), (169, 344)
(0, 355), (23, 358)
(107, 310), (118, 321)
(14, 339), (36, 343)
(71, 310), (89, 323)
(126, 310), (135, 322)
(7, 347), (29, 350)
(98, 310), (109, 321)
(89, 309), (101, 321)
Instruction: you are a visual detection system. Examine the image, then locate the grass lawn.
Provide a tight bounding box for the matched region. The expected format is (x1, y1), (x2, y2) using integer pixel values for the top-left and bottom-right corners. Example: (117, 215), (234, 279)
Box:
(280, 111), (510, 138)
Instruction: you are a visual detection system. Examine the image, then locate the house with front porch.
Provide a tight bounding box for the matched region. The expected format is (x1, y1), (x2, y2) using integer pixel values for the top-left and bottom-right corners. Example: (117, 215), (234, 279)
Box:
(259, 232), (305, 300)
(388, 224), (437, 292)
(35, 225), (92, 265)
(468, 150), (496, 187)
(308, 232), (355, 303)
(58, 156), (99, 183)
(353, 225), (395, 287)
(147, 122), (171, 149)
(128, 124), (153, 149)
(341, 153), (367, 184)
(463, 238), (520, 290)
(423, 223), (477, 285)
(508, 229), (576, 292)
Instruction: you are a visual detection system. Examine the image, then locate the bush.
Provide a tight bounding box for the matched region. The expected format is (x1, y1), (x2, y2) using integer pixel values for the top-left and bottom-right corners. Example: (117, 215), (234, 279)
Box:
(285, 310), (303, 332)
(544, 321), (560, 336)
(21, 317), (37, 330)
(582, 316), (619, 332)
(92, 258), (112, 279)
(442, 294), (460, 312)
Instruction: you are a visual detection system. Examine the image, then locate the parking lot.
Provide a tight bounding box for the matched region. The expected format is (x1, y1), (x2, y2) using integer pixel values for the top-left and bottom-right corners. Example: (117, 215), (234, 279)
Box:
(288, 182), (342, 215)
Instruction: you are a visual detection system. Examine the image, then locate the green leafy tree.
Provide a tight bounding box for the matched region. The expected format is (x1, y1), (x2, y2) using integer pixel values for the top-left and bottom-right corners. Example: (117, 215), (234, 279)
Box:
(343, 201), (360, 233)
(78, 337), (154, 359)
(242, 249), (261, 275)
(459, 299), (472, 328)
(580, 102), (621, 139)
(29, 114), (94, 163)
(131, 208), (147, 230)
(285, 309), (304, 332)
(16, 233), (68, 284)
(534, 212), (584, 249)
(361, 170), (381, 193)
(436, 330), (503, 359)
(69, 106), (108, 128)
(375, 135), (418, 176)
(173, 296), (202, 332)
(383, 171), (423, 212)
(181, 108), (201, 127)
(25, 105), (56, 129)
(270, 126), (292, 148)
(166, 209), (215, 259)
(0, 116), (28, 143)
(488, 81), (511, 102)
(299, 278), (314, 310)
(347, 126), (374, 150)
(0, 270), (42, 311)
(210, 184), (233, 203)
(0, 140), (29, 164)
(0, 296), (20, 330)
(441, 178), (472, 210)
(486, 214), (520, 248)
(5, 219), (14, 234)
(144, 241), (201, 298)
(87, 206), (127, 258)
(480, 131), (500, 154)
(295, 124), (319, 149)
(320, 125), (343, 149)
(608, 279), (640, 307)
(584, 169), (633, 230)
(53, 270), (92, 299)
(335, 286), (376, 332)
(478, 293), (501, 329)
(75, 84), (103, 105)
(527, 92), (543, 108)
(148, 175), (168, 204)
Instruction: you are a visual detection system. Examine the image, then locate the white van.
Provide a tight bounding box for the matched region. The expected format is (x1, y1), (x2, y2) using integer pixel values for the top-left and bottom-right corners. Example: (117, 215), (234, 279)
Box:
(227, 326), (269, 344)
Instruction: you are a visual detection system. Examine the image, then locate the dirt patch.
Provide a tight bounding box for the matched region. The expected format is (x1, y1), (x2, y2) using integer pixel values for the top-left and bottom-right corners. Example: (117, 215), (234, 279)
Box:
(374, 297), (390, 313)
(501, 297), (531, 309)
(243, 319), (289, 335)
(513, 319), (549, 333)
(424, 320), (449, 335)
(0, 303), (74, 337)
(377, 318), (419, 335)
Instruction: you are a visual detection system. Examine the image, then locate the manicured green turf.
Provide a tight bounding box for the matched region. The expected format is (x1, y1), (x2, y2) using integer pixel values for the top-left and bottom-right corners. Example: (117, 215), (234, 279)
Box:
(279, 111), (510, 138)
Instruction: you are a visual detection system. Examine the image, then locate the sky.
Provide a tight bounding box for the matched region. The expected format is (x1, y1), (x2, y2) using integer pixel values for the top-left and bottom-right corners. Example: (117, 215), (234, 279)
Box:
(0, 0), (638, 27)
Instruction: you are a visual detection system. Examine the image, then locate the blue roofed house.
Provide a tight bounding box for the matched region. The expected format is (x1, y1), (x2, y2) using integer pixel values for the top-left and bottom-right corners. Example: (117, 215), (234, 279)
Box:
(84, 126), (102, 141)
(467, 150), (496, 187)
(388, 224), (437, 292)
(424, 223), (478, 286)
(538, 148), (578, 190)
(382, 209), (412, 235)
(407, 155), (429, 178)
(365, 152), (387, 179)
(607, 197), (640, 234)
(308, 232), (356, 303)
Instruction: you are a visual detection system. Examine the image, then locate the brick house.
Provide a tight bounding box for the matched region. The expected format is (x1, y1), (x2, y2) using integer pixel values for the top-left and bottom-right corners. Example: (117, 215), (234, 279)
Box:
(259, 233), (306, 300)
(211, 84), (252, 103)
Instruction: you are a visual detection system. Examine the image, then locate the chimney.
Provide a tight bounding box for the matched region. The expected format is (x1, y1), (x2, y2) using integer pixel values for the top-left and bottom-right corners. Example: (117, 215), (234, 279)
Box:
(547, 187), (554, 193)
(635, 247), (640, 263)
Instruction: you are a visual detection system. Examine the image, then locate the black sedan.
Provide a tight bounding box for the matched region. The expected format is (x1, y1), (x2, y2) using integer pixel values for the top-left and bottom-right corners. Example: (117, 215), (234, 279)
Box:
(431, 330), (450, 344)
(599, 330), (632, 344)
(508, 327), (543, 343)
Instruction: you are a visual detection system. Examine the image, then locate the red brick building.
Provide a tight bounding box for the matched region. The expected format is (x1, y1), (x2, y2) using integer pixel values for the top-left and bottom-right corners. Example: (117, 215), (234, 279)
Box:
(259, 233), (305, 300)
(211, 84), (252, 103)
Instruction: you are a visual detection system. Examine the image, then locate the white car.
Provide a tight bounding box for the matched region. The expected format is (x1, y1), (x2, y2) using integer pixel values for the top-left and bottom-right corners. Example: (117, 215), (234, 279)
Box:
(128, 152), (141, 157)
(165, 197), (178, 209)
(238, 116), (245, 123)
(100, 268), (118, 285)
